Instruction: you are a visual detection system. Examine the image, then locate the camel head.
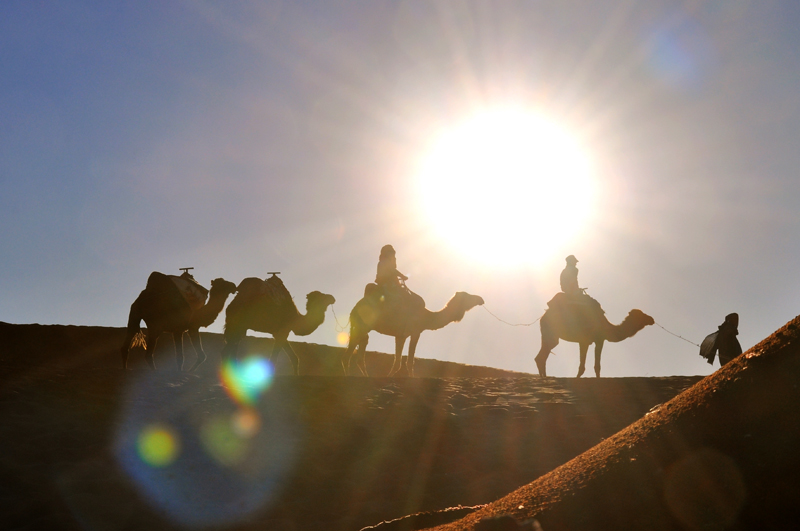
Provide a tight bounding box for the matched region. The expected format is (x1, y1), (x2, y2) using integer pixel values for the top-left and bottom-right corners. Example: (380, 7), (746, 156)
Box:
(210, 278), (238, 297)
(626, 309), (655, 329)
(306, 291), (336, 311)
(446, 291), (485, 322)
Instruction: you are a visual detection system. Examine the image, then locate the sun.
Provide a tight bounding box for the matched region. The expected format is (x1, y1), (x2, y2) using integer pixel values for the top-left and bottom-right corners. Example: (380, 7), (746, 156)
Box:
(415, 108), (597, 268)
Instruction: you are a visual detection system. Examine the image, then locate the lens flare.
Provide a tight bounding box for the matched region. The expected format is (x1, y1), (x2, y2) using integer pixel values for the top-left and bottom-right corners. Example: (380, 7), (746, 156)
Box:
(137, 424), (180, 467)
(114, 371), (298, 528)
(220, 356), (274, 406)
(201, 413), (252, 467)
(232, 408), (261, 437)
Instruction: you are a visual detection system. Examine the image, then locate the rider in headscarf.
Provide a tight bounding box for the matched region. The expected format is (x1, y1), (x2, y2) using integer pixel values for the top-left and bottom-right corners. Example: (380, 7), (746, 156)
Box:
(700, 313), (743, 366)
(375, 244), (408, 288)
(560, 255), (582, 297)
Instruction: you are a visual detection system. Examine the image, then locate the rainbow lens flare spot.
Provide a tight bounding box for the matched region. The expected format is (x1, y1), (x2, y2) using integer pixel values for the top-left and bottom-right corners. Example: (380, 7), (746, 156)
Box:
(232, 408), (261, 438)
(200, 413), (254, 466)
(137, 424), (180, 467)
(337, 331), (350, 346)
(220, 356), (274, 406)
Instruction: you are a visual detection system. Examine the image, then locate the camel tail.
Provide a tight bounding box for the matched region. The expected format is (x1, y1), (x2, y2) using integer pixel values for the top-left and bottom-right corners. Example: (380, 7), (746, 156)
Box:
(130, 330), (147, 350)
(124, 295), (146, 345)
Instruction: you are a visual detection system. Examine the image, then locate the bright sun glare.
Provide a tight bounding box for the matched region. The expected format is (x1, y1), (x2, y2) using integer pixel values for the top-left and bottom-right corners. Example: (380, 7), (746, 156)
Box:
(416, 108), (597, 268)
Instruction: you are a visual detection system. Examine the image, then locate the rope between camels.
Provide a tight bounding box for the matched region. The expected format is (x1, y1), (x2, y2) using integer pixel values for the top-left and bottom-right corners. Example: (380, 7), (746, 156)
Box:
(482, 305), (542, 327)
(330, 305), (349, 333)
(655, 321), (700, 347)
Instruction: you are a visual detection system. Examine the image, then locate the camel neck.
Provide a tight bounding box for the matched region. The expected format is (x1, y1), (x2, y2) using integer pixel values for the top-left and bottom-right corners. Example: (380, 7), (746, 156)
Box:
(195, 289), (228, 328)
(423, 304), (465, 332)
(292, 306), (327, 336)
(604, 314), (641, 343)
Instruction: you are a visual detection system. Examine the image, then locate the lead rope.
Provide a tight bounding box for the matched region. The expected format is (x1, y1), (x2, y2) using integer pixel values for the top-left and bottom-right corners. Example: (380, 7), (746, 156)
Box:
(483, 305), (699, 350)
(330, 305), (349, 333)
(654, 322), (700, 347)
(482, 305), (542, 327)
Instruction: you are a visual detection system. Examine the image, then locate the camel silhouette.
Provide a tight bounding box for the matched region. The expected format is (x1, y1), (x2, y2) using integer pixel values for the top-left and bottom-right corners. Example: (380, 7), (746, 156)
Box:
(535, 296), (654, 377)
(121, 272), (238, 371)
(342, 289), (484, 377)
(222, 276), (336, 375)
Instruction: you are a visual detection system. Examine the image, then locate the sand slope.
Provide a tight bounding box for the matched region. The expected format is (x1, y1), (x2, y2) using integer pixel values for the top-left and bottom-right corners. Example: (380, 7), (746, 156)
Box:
(0, 322), (704, 530)
(426, 315), (800, 530)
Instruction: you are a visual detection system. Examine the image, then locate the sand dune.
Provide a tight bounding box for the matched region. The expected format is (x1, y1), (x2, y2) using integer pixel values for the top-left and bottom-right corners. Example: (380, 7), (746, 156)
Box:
(419, 315), (800, 530)
(3, 319), (791, 530)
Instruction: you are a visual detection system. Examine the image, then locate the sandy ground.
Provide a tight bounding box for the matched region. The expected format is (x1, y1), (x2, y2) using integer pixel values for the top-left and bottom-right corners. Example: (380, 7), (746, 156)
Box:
(422, 315), (800, 531)
(0, 322), (716, 530)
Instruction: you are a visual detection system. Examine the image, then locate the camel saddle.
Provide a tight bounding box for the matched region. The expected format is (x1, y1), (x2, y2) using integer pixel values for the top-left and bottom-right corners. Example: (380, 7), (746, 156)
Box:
(364, 282), (424, 312)
(168, 275), (209, 311)
(547, 291), (604, 314)
(261, 274), (293, 304)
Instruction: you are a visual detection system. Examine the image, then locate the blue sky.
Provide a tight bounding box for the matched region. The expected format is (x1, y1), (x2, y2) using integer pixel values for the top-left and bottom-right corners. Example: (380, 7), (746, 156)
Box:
(2, 1), (800, 376)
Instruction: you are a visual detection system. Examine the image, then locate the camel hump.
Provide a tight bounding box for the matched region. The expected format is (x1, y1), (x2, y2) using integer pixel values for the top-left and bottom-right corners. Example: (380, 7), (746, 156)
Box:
(364, 283), (379, 298)
(264, 274), (292, 303)
(547, 291), (604, 314)
(168, 275), (209, 311)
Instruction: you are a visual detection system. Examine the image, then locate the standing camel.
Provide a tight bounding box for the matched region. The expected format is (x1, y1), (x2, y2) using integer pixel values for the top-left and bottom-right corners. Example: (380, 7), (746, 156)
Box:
(121, 272), (238, 371)
(222, 275), (336, 375)
(342, 290), (484, 377)
(535, 297), (654, 377)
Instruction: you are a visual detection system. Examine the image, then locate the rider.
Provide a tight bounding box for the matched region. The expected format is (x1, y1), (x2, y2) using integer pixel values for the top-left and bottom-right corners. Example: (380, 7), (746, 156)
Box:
(375, 244), (408, 289)
(560, 255), (582, 297)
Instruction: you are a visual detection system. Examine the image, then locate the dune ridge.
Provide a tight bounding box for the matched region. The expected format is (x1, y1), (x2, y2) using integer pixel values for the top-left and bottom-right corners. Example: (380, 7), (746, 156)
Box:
(424, 315), (800, 530)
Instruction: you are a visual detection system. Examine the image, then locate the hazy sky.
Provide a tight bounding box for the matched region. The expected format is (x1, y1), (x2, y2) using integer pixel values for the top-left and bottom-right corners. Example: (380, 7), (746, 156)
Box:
(3, 0), (800, 377)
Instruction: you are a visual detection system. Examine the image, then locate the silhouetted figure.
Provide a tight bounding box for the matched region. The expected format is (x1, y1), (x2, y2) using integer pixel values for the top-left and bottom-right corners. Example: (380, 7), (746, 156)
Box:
(539, 255), (653, 377)
(221, 274), (335, 375)
(120, 272), (238, 371)
(375, 244), (408, 288)
(560, 254), (582, 296)
(700, 313), (743, 366)
(343, 290), (484, 377)
(550, 254), (600, 311)
(368, 243), (420, 310)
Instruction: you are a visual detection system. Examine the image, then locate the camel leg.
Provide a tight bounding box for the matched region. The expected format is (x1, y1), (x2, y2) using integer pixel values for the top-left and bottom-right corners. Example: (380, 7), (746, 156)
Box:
(577, 342), (590, 378)
(269, 339), (285, 371)
(342, 332), (361, 375)
(271, 335), (300, 376)
(222, 327), (245, 362)
(388, 336), (407, 376)
(186, 328), (206, 372)
(593, 340), (604, 378)
(173, 332), (185, 371)
(221, 339), (239, 361)
(122, 300), (143, 370)
(535, 337), (558, 377)
(120, 331), (135, 370)
(356, 336), (369, 376)
(144, 329), (161, 370)
(407, 334), (420, 377)
(282, 342), (301, 376)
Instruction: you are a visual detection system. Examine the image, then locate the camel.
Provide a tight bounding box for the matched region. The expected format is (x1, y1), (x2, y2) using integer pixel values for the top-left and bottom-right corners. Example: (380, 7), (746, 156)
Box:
(121, 272), (238, 371)
(342, 288), (485, 377)
(221, 276), (336, 375)
(535, 295), (654, 377)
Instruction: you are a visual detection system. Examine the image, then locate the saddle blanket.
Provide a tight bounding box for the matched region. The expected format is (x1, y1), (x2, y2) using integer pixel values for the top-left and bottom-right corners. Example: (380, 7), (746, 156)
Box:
(261, 275), (292, 303)
(168, 275), (209, 311)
